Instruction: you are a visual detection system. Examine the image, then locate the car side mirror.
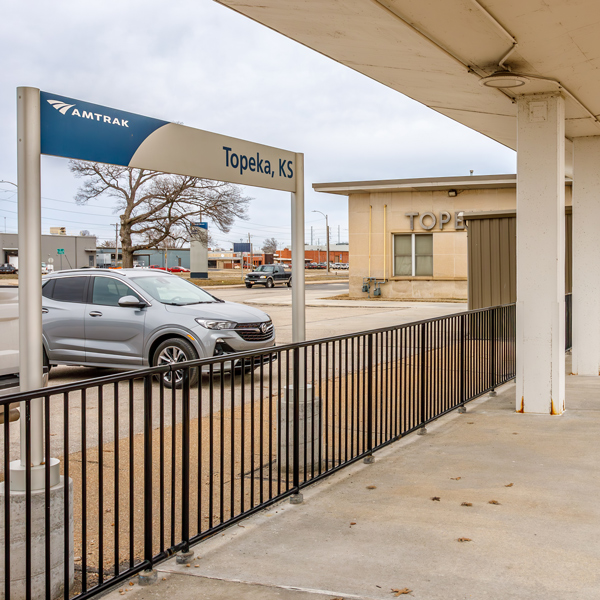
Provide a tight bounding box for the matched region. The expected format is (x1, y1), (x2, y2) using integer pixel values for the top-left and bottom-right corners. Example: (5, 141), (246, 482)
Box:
(118, 295), (147, 308)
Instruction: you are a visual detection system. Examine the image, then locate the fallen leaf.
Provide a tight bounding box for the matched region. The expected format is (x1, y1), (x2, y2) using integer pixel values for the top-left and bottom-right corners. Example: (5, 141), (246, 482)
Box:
(512, 432), (518, 435)
(162, 577), (167, 581)
(467, 422), (474, 424)
(185, 563), (191, 567)
(392, 588), (412, 596)
(489, 500), (501, 505)
(505, 483), (514, 487)
(129, 582), (134, 586)
(366, 485), (377, 490)
(350, 522), (357, 526)
(431, 496), (441, 501)
(450, 477), (461, 480)
(457, 537), (472, 542)
(461, 502), (472, 507)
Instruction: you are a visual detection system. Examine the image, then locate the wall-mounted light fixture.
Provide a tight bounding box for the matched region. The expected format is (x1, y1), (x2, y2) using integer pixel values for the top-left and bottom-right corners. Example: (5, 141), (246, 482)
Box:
(448, 189), (457, 197)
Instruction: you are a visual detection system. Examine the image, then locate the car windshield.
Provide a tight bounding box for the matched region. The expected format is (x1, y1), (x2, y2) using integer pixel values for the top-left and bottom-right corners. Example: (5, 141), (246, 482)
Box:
(131, 275), (219, 305)
(255, 266), (275, 272)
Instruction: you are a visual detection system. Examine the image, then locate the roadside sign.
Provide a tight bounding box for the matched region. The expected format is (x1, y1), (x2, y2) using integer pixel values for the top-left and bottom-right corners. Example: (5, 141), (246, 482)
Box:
(56, 249), (65, 255)
(190, 221), (208, 235)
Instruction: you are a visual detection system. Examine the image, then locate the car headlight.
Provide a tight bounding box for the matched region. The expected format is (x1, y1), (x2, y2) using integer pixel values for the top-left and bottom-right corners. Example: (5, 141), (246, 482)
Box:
(195, 319), (237, 330)
(259, 275), (266, 279)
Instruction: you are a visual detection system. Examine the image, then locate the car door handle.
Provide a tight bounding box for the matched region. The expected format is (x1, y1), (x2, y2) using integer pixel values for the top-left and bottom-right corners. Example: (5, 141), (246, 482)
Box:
(89, 311), (103, 317)
(42, 307), (49, 314)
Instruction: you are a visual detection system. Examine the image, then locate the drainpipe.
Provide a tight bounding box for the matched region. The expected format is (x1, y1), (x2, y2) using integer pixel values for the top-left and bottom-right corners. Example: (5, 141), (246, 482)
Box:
(383, 204), (387, 281)
(369, 205), (372, 278)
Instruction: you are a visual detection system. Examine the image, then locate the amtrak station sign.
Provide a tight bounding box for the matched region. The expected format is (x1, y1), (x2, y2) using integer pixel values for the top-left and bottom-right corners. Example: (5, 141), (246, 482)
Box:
(40, 91), (297, 192)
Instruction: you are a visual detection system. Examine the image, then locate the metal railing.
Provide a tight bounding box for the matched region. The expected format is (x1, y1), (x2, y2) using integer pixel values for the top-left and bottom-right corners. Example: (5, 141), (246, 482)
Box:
(0, 304), (516, 599)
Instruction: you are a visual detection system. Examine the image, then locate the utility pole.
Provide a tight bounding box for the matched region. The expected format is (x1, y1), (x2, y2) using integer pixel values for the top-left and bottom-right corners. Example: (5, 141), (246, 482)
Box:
(338, 224), (341, 244)
(310, 225), (313, 246)
(312, 210), (330, 273)
(248, 232), (253, 269)
(1, 181), (18, 233)
(114, 222), (119, 267)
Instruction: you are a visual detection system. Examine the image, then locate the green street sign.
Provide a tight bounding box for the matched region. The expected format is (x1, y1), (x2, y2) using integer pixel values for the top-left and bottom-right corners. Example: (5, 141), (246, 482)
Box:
(57, 249), (65, 255)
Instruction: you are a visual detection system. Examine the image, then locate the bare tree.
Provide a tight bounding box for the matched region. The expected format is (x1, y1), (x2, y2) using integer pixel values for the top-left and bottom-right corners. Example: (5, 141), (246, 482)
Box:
(99, 240), (115, 248)
(69, 161), (250, 267)
(261, 237), (279, 254)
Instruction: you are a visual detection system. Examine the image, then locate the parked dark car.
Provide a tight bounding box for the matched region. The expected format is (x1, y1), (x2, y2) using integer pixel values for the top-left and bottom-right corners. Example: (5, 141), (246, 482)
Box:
(0, 263), (17, 274)
(245, 264), (292, 288)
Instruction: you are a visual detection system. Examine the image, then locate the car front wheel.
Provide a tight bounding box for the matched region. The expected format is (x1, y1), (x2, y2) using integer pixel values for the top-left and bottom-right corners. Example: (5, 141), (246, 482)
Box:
(245, 283), (253, 288)
(153, 338), (199, 388)
(287, 278), (292, 288)
(266, 278), (274, 288)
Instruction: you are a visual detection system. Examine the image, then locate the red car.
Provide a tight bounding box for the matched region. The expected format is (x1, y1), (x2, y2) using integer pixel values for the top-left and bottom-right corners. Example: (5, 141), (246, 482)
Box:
(167, 266), (190, 273)
(149, 265), (166, 270)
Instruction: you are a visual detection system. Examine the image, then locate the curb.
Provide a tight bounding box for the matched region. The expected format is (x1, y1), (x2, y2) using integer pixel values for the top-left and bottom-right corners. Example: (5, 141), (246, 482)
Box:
(196, 278), (348, 290)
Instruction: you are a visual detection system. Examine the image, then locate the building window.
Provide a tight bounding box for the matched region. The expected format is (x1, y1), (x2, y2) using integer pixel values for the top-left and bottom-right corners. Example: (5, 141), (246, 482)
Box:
(393, 234), (433, 277)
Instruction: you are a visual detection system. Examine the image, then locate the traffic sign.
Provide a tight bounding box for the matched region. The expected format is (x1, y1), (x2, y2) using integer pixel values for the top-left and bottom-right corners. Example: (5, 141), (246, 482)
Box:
(57, 249), (65, 255)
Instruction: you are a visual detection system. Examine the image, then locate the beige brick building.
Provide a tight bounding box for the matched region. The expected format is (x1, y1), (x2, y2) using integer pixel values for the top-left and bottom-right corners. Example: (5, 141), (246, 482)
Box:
(314, 175), (572, 301)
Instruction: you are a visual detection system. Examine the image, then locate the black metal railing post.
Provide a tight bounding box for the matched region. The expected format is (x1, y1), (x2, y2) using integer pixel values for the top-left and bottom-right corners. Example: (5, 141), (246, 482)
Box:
(418, 323), (427, 433)
(364, 333), (375, 462)
(490, 309), (497, 395)
(182, 371), (191, 555)
(142, 375), (155, 580)
(290, 347), (302, 503)
(458, 314), (466, 412)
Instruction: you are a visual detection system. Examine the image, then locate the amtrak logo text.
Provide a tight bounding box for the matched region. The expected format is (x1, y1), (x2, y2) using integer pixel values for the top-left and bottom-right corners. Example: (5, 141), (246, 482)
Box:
(47, 99), (129, 127)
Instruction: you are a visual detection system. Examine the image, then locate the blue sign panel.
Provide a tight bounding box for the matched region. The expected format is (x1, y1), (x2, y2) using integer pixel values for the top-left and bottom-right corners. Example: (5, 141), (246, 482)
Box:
(193, 222), (208, 230)
(233, 243), (251, 253)
(40, 92), (168, 166)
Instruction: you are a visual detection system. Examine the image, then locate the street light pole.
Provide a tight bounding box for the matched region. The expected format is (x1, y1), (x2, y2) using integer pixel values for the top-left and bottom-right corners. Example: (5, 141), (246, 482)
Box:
(0, 181), (17, 234)
(312, 210), (330, 274)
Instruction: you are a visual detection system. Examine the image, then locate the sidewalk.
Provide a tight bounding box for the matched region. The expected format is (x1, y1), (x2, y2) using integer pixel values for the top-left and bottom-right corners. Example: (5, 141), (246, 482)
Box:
(101, 364), (600, 600)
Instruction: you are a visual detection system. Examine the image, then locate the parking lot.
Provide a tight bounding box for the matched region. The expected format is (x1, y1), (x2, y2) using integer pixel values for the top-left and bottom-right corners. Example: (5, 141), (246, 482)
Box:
(47, 281), (466, 388)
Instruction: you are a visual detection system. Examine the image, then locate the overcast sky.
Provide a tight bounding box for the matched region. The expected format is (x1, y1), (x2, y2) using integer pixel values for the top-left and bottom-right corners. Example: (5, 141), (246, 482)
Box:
(0, 0), (516, 251)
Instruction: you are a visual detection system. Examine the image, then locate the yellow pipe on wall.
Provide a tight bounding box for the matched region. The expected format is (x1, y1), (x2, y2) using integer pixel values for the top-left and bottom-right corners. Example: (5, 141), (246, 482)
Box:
(383, 204), (387, 280)
(369, 205), (372, 278)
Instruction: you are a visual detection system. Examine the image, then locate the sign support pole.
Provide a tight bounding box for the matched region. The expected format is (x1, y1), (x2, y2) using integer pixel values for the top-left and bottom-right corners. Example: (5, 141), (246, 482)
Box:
(15, 87), (58, 489)
(291, 152), (306, 344)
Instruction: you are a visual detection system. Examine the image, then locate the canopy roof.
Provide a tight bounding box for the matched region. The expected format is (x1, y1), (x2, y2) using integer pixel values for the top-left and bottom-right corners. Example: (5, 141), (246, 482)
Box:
(215, 0), (600, 149)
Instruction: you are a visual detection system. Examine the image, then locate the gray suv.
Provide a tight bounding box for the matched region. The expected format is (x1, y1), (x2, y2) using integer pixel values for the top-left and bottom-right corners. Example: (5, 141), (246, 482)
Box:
(41, 269), (275, 386)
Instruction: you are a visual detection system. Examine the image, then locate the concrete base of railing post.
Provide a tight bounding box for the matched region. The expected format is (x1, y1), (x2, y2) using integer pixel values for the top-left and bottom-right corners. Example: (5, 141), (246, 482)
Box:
(278, 385), (322, 476)
(138, 569), (158, 586)
(175, 550), (194, 564)
(489, 390), (497, 397)
(290, 493), (303, 505)
(363, 454), (375, 464)
(457, 405), (467, 413)
(417, 426), (427, 435)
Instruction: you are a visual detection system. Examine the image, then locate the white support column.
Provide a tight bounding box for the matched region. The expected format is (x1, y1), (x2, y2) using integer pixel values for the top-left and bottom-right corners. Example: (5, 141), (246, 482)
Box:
(291, 152), (306, 343)
(515, 93), (565, 415)
(572, 136), (600, 376)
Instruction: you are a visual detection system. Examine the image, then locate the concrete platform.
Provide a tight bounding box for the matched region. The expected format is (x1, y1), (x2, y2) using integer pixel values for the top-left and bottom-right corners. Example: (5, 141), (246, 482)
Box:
(101, 367), (600, 600)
